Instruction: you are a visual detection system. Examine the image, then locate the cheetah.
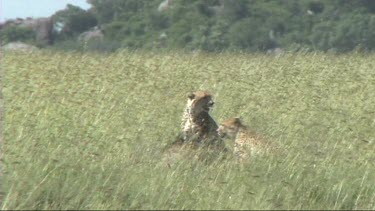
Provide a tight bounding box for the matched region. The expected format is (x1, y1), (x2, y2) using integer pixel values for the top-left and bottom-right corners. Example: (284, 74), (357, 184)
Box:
(180, 90), (222, 146)
(162, 91), (226, 166)
(217, 117), (279, 161)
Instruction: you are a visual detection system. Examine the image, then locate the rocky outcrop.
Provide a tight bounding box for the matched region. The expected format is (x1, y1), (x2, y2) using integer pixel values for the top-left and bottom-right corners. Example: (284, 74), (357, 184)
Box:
(158, 0), (173, 12)
(2, 42), (39, 52)
(0, 17), (54, 45)
(78, 26), (104, 42)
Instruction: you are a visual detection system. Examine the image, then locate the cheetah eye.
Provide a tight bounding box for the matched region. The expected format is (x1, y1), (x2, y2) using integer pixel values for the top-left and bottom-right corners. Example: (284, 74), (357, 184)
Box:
(188, 93), (195, 99)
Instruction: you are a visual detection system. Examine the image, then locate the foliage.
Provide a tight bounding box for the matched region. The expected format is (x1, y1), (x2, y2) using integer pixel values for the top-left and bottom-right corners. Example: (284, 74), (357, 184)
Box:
(82, 0), (375, 52)
(2, 51), (375, 209)
(0, 26), (36, 45)
(47, 38), (122, 53)
(53, 4), (97, 40)
(32, 0), (375, 52)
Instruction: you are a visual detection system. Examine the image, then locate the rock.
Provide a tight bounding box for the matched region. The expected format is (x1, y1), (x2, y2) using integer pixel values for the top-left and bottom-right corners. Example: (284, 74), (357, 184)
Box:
(0, 17), (53, 45)
(158, 0), (172, 12)
(78, 26), (104, 42)
(2, 42), (39, 52)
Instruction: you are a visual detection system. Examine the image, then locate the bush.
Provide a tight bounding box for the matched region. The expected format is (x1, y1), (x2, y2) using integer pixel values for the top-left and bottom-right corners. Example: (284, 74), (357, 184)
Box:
(48, 0), (375, 52)
(84, 39), (122, 52)
(0, 26), (36, 45)
(53, 4), (97, 40)
(228, 18), (275, 51)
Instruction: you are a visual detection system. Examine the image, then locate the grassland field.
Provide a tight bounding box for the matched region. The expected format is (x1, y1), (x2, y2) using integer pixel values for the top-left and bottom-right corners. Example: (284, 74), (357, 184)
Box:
(2, 50), (375, 209)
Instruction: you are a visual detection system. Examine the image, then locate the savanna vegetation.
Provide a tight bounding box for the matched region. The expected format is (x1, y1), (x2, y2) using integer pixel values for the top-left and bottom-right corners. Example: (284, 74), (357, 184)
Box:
(2, 50), (375, 209)
(2, 0), (375, 52)
(83, 0), (375, 52)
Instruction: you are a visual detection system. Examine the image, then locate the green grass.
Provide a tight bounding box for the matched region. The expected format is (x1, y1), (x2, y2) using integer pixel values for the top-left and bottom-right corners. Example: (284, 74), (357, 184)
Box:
(2, 50), (375, 209)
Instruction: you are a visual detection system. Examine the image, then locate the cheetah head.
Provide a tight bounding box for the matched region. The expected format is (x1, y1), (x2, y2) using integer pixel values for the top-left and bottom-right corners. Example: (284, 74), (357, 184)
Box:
(186, 90), (215, 116)
(217, 117), (243, 139)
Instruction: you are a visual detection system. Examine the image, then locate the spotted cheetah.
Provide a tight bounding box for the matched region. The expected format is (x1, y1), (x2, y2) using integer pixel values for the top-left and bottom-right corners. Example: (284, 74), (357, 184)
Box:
(180, 90), (222, 145)
(217, 117), (278, 161)
(162, 91), (226, 166)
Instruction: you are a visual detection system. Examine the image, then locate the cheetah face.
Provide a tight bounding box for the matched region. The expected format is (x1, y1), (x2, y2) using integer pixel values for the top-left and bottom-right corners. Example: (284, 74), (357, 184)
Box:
(217, 118), (242, 139)
(187, 91), (214, 116)
(217, 124), (238, 139)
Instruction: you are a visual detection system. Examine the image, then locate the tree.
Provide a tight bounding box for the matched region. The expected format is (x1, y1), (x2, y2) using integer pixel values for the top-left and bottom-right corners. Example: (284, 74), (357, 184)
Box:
(0, 26), (35, 44)
(53, 4), (97, 39)
(50, 0), (375, 52)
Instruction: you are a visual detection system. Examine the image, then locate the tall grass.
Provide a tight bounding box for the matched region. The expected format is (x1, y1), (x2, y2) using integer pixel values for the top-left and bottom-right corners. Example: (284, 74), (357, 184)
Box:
(2, 50), (375, 209)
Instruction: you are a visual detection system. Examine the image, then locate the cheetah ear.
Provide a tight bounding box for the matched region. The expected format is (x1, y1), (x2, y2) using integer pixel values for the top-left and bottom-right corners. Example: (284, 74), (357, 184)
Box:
(187, 92), (195, 99)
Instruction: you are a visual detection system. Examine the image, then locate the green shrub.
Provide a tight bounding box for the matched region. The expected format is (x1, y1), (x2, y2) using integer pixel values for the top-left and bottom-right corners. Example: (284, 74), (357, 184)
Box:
(0, 26), (36, 45)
